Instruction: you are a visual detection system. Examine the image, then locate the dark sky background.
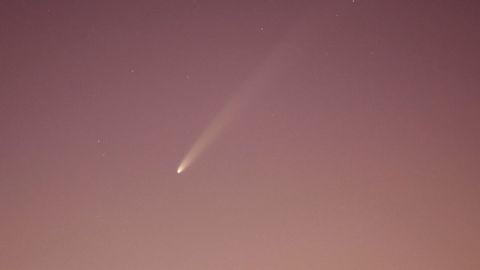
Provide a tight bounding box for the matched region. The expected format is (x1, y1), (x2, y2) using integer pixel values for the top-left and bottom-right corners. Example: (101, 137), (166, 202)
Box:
(1, 0), (480, 269)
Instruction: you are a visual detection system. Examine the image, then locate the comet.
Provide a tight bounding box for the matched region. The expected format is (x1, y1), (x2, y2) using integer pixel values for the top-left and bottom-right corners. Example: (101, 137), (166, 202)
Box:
(176, 87), (248, 174)
(176, 10), (314, 174)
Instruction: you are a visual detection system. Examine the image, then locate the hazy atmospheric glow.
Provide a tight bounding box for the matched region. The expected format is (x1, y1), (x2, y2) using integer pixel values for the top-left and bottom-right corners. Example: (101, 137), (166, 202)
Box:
(2, 1), (479, 269)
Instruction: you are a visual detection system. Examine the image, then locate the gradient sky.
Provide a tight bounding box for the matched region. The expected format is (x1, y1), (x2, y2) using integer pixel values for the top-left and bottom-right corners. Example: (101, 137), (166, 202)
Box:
(1, 1), (480, 269)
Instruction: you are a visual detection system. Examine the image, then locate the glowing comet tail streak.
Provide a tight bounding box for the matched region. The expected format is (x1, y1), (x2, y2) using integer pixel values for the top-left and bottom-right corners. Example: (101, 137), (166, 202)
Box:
(176, 14), (312, 174)
(176, 90), (248, 174)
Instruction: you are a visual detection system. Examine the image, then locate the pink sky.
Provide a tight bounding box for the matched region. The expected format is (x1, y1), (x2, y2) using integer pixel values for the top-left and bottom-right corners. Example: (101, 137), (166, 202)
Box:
(1, 1), (479, 269)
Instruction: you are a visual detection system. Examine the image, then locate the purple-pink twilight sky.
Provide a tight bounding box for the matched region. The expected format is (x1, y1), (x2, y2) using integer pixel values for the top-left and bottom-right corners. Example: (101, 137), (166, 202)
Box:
(1, 0), (480, 269)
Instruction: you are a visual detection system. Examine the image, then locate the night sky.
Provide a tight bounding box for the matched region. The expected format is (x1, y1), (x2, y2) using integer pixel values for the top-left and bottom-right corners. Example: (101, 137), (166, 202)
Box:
(1, 0), (480, 269)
